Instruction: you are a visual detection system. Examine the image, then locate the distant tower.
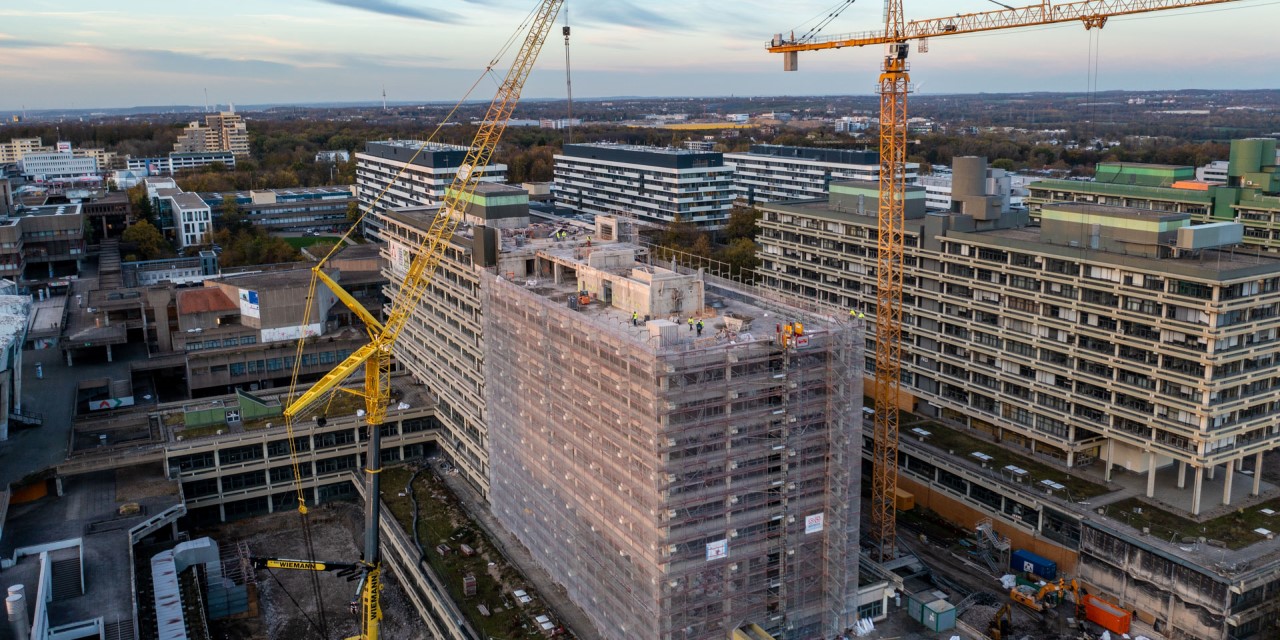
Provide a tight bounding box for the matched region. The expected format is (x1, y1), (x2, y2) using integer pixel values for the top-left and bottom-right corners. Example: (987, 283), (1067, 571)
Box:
(204, 88), (209, 113)
(382, 85), (387, 112)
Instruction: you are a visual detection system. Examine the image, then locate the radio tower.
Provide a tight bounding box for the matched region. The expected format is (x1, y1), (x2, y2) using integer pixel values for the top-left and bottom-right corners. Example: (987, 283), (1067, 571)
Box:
(562, 7), (573, 144)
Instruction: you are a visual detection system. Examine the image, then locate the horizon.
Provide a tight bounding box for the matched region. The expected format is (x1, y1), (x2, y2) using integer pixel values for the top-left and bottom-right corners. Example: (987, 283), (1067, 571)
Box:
(2, 1), (1278, 112)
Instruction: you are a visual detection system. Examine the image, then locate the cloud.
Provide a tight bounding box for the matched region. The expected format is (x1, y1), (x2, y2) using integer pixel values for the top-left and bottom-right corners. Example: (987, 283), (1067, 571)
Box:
(313, 0), (463, 24)
(575, 1), (685, 30)
(0, 36), (46, 49)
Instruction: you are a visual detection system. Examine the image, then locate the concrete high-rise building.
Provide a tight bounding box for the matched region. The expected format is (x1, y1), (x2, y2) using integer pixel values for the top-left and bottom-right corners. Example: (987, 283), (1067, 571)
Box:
(553, 143), (735, 229)
(377, 194), (863, 640)
(174, 111), (250, 158)
(355, 140), (507, 239)
(724, 144), (918, 205)
(0, 138), (53, 164)
(755, 158), (1280, 639)
(919, 158), (1014, 213)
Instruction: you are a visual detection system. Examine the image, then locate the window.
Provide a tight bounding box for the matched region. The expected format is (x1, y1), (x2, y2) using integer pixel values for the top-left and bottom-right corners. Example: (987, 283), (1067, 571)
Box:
(229, 362), (246, 376)
(222, 470), (266, 492)
(219, 444), (263, 465)
(241, 335), (257, 345)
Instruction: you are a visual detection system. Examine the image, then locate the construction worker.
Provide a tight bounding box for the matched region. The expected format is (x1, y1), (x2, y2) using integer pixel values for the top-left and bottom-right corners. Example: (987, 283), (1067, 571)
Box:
(688, 317), (694, 332)
(696, 320), (704, 336)
(631, 311), (638, 326)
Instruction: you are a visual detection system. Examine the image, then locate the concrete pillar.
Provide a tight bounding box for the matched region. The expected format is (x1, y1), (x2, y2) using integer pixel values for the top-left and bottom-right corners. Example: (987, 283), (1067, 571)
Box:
(1223, 459), (1235, 506)
(1208, 464), (1216, 480)
(1177, 460), (1187, 489)
(218, 503), (226, 523)
(1253, 451), (1264, 496)
(1146, 452), (1158, 498)
(1192, 466), (1205, 516)
(1067, 450), (1075, 468)
(65, 349), (73, 367)
(106, 344), (112, 362)
(1105, 440), (1115, 482)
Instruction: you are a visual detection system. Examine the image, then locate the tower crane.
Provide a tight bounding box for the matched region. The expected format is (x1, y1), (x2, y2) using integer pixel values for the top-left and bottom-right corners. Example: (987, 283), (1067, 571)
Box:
(768, 0), (1247, 561)
(262, 2), (565, 638)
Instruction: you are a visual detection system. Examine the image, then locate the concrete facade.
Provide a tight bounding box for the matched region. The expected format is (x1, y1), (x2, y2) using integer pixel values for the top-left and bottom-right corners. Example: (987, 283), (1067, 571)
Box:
(174, 111), (250, 158)
(355, 140), (507, 239)
(553, 143), (735, 229)
(724, 144), (918, 205)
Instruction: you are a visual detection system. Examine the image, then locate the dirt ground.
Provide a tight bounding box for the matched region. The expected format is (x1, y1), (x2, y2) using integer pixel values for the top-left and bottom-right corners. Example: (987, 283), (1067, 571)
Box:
(199, 502), (426, 640)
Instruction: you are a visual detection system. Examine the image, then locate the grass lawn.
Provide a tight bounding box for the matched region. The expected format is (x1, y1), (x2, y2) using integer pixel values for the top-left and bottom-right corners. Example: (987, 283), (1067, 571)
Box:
(283, 235), (342, 249)
(921, 422), (1113, 500)
(1103, 497), (1280, 549)
(178, 424), (225, 439)
(381, 466), (545, 639)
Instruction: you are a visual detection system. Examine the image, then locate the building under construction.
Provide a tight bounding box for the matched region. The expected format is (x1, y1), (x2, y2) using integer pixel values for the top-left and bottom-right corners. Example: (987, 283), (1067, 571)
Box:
(375, 187), (863, 639)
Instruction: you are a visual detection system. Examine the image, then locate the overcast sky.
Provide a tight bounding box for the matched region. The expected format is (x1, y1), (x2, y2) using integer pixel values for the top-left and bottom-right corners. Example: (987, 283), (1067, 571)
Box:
(0, 0), (1275, 111)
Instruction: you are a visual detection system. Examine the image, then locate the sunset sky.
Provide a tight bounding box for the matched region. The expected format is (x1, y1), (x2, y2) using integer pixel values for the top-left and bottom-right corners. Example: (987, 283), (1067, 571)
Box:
(0, 0), (1274, 111)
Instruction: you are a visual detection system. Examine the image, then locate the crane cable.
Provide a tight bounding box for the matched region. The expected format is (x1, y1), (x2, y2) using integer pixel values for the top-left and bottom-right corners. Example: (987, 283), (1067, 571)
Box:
(273, 3), (558, 633)
(790, 0), (857, 44)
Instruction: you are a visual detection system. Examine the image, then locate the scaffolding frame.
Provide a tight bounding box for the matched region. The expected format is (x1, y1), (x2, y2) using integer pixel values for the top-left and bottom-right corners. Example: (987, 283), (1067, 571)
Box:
(480, 254), (862, 640)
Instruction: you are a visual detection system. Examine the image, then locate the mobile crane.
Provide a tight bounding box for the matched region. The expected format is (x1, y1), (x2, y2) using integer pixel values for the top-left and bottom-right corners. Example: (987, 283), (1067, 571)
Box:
(768, 0), (1249, 562)
(259, 2), (565, 638)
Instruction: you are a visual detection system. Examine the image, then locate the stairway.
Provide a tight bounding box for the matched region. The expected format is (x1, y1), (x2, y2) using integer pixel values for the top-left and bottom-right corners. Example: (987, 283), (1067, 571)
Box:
(103, 619), (134, 640)
(50, 556), (83, 600)
(99, 239), (122, 290)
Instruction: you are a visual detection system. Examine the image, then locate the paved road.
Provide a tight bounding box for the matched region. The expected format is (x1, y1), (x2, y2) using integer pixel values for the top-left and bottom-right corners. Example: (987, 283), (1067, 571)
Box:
(0, 340), (139, 486)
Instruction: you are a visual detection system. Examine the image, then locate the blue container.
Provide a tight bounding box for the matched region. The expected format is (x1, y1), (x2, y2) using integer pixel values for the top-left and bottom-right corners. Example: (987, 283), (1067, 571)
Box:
(1010, 549), (1057, 580)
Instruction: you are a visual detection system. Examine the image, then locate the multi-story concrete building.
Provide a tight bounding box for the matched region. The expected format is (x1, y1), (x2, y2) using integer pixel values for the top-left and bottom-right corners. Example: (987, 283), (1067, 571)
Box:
(377, 186), (863, 639)
(755, 159), (1280, 639)
(0, 137), (52, 164)
(127, 151), (237, 175)
(724, 144), (917, 205)
(553, 143), (735, 228)
(0, 203), (86, 285)
(174, 111), (250, 158)
(761, 159), (1280, 513)
(18, 151), (98, 181)
(200, 185), (355, 233)
(1028, 138), (1280, 252)
(355, 140), (506, 238)
(170, 192), (212, 248)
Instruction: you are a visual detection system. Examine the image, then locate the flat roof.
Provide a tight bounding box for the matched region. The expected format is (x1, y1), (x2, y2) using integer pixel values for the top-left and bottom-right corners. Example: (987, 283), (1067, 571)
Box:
(1044, 201), (1191, 221)
(169, 192), (208, 210)
(523, 242), (843, 354)
(763, 198), (1280, 279)
(213, 267), (329, 289)
(0, 466), (181, 630)
(176, 288), (237, 315)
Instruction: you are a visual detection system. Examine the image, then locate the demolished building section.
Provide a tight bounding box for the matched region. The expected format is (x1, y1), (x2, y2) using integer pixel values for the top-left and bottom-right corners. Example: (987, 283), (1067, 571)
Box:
(480, 239), (862, 640)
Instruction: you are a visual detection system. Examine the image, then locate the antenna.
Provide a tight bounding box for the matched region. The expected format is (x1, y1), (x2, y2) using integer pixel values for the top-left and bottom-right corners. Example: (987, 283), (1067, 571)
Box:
(563, 6), (573, 145)
(382, 85), (387, 112)
(204, 88), (209, 113)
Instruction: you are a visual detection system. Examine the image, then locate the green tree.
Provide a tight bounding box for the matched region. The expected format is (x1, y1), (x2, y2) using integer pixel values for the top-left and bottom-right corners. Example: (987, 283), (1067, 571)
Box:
(719, 237), (760, 277)
(122, 220), (174, 260)
(660, 214), (698, 250)
(723, 206), (761, 242)
(992, 158), (1016, 171)
(346, 201), (363, 225)
(220, 195), (247, 233)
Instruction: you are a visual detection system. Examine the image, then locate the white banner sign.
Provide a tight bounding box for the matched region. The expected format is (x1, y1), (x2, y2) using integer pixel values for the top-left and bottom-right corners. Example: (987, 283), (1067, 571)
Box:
(805, 513), (825, 534)
(706, 539), (728, 562)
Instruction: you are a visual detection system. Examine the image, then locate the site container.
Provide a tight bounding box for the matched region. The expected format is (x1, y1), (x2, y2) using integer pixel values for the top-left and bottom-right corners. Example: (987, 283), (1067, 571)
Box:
(906, 594), (955, 632)
(1010, 549), (1057, 580)
(1083, 594), (1131, 634)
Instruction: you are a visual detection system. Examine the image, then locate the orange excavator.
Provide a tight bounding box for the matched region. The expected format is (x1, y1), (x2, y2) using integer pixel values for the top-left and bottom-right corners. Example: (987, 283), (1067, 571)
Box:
(1011, 577), (1082, 615)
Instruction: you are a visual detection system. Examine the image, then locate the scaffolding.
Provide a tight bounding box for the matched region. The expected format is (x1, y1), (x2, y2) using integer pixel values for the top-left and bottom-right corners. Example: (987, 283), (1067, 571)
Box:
(480, 247), (862, 640)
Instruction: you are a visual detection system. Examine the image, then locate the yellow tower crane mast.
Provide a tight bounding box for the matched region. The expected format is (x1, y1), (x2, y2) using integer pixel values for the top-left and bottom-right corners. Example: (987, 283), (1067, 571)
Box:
(768, 0), (1245, 561)
(273, 2), (564, 638)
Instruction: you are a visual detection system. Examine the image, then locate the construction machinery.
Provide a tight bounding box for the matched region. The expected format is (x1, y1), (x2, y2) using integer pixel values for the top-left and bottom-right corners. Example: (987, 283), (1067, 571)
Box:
(768, 0), (1248, 562)
(265, 2), (565, 638)
(1010, 577), (1082, 614)
(987, 603), (1013, 640)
